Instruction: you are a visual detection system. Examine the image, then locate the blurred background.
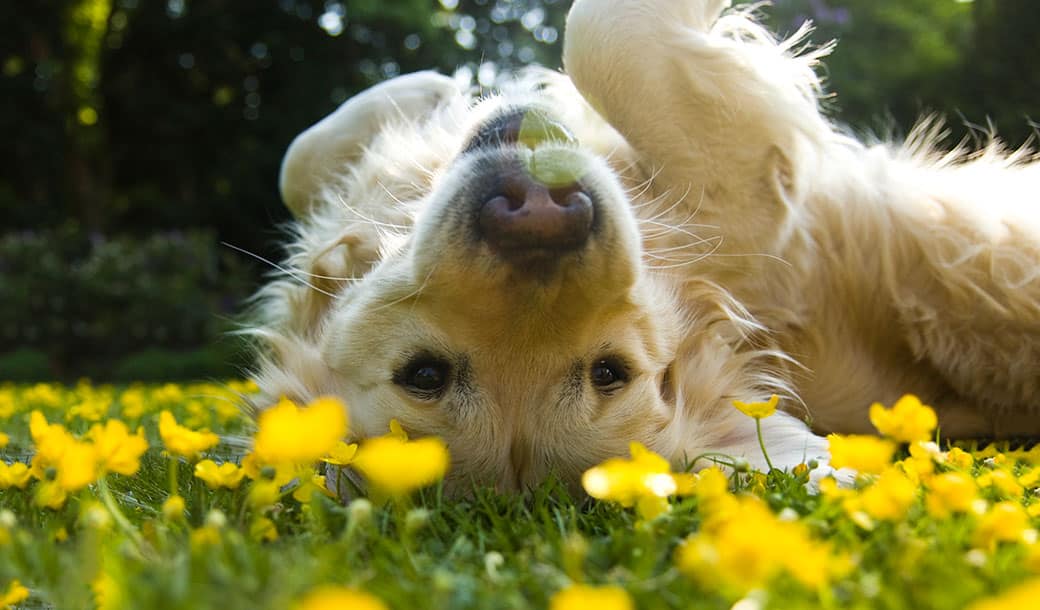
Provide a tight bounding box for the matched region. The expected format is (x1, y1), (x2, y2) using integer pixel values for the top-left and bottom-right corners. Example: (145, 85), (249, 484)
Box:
(1, 0), (1036, 382)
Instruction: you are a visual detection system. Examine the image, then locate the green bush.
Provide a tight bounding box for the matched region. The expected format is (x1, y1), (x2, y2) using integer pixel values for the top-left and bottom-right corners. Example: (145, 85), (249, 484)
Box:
(0, 223), (257, 380)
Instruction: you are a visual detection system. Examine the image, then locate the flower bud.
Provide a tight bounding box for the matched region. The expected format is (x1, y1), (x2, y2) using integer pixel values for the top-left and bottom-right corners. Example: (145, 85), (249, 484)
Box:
(162, 495), (186, 522)
(404, 508), (430, 536)
(347, 498), (373, 529)
(204, 509), (227, 529)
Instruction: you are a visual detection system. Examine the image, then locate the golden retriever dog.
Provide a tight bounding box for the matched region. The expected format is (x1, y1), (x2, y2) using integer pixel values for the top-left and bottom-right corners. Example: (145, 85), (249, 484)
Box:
(249, 0), (1040, 492)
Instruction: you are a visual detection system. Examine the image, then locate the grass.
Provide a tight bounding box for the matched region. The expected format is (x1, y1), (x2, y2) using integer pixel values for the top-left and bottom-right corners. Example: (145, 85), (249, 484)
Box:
(1, 381), (1039, 609)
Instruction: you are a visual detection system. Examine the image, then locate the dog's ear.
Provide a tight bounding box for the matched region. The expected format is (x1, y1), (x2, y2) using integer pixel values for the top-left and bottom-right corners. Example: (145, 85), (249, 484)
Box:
(279, 71), (460, 217)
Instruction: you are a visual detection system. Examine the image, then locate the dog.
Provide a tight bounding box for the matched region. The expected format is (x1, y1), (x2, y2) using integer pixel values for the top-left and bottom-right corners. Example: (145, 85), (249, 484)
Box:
(248, 0), (1040, 493)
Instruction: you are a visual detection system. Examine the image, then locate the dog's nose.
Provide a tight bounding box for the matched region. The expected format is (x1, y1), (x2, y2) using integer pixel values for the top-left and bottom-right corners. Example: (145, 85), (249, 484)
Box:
(478, 166), (594, 254)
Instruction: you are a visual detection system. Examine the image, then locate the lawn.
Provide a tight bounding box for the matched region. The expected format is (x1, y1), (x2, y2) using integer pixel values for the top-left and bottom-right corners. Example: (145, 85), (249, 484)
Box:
(1, 382), (1038, 610)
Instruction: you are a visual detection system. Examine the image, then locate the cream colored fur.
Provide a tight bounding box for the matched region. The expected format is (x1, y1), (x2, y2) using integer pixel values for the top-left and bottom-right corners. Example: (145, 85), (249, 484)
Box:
(248, 0), (1040, 493)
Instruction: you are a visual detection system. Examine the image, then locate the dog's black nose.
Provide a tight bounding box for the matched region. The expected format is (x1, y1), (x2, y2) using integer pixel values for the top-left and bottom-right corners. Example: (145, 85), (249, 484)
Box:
(478, 166), (593, 254)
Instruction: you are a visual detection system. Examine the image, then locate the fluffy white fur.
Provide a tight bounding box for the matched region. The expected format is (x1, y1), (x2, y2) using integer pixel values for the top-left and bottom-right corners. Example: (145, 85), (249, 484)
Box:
(249, 0), (1040, 493)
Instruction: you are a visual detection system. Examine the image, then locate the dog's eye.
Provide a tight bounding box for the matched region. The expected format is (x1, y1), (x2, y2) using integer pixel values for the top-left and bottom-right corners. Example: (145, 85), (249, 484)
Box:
(395, 358), (451, 398)
(590, 358), (628, 393)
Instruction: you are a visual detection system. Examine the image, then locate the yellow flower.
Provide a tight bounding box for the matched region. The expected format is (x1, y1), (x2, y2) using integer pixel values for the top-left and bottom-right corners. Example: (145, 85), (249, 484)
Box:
(0, 463), (30, 489)
(159, 410), (220, 459)
(0, 432), (7, 449)
(162, 495), (186, 522)
(253, 397), (349, 467)
(868, 394), (937, 443)
(29, 410), (75, 478)
(926, 471), (979, 518)
(827, 434), (896, 474)
(974, 501), (1033, 549)
(248, 480), (282, 510)
(88, 420), (149, 476)
(34, 480), (67, 510)
(293, 586), (388, 610)
(292, 472), (336, 503)
(194, 459), (246, 490)
(549, 584), (633, 610)
(56, 439), (98, 492)
(857, 467), (917, 521)
(966, 578), (1040, 610)
(321, 441), (359, 466)
(676, 495), (843, 596)
(352, 421), (449, 497)
(944, 447), (974, 470)
(250, 516), (278, 542)
(732, 394), (780, 419)
(189, 526), (222, 549)
(1, 579), (29, 607)
(581, 442), (680, 520)
(93, 571), (122, 610)
(977, 469), (1024, 499)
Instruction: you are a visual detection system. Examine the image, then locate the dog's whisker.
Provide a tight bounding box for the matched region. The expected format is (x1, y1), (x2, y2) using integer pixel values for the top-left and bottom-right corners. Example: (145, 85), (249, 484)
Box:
(221, 242), (341, 299)
(336, 193), (412, 231)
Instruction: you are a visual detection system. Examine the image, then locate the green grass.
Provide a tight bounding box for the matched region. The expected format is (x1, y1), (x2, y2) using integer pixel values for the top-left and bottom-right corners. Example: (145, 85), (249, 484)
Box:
(1, 382), (1038, 609)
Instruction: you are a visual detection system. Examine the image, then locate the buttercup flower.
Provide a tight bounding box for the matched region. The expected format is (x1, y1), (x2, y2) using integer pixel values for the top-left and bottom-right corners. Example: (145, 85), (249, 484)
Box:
(977, 469), (1024, 499)
(250, 516), (278, 542)
(676, 494), (843, 596)
(253, 397), (349, 467)
(88, 419), (148, 476)
(967, 578), (1040, 610)
(56, 439), (98, 492)
(857, 467), (918, 521)
(162, 495), (186, 522)
(732, 394), (780, 419)
(827, 434), (897, 474)
(29, 410), (76, 479)
(974, 501), (1034, 549)
(293, 586), (388, 610)
(292, 472), (335, 503)
(159, 410), (219, 459)
(869, 394), (938, 443)
(352, 420), (449, 497)
(944, 447), (974, 470)
(549, 584), (633, 610)
(582, 442), (679, 520)
(321, 441), (358, 466)
(0, 463), (30, 490)
(1, 580), (29, 607)
(248, 479), (282, 510)
(194, 459), (246, 490)
(926, 471), (979, 518)
(34, 480), (68, 510)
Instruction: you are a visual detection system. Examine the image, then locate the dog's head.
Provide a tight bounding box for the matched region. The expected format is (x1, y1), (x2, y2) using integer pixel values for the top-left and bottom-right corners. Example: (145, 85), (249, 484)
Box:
(255, 71), (767, 493)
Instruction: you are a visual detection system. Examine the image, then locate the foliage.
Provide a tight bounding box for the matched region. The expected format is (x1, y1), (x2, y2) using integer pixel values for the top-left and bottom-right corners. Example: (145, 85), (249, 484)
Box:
(0, 225), (253, 379)
(2, 383), (1040, 609)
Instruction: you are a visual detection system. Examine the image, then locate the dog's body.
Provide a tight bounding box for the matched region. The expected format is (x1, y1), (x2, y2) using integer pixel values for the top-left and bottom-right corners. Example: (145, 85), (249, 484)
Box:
(251, 0), (1040, 492)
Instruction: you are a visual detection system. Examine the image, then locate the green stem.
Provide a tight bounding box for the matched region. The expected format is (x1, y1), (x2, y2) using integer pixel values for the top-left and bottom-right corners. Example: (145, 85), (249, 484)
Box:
(684, 452), (740, 471)
(168, 455), (179, 497)
(97, 475), (151, 558)
(756, 418), (775, 472)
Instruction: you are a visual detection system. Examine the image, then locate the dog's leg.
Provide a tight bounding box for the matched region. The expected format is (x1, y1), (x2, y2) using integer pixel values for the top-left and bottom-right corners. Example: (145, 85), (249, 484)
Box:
(564, 0), (831, 256)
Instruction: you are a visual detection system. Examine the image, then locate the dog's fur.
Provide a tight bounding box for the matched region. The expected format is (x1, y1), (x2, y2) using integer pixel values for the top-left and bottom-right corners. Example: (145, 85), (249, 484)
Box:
(248, 0), (1040, 492)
